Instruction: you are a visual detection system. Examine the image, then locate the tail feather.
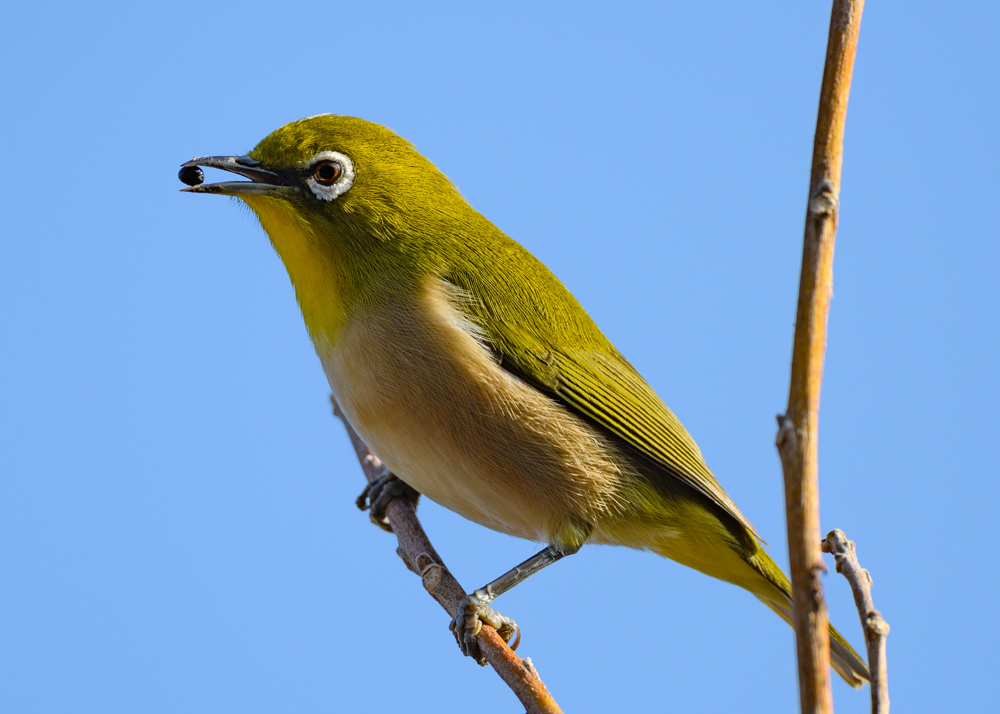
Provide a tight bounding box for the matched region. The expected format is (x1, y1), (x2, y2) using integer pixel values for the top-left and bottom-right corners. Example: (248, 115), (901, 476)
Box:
(758, 596), (870, 689)
(641, 494), (870, 688)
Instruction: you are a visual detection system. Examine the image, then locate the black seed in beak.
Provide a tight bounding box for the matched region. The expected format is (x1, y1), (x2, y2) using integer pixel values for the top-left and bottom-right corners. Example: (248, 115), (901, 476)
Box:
(178, 165), (205, 187)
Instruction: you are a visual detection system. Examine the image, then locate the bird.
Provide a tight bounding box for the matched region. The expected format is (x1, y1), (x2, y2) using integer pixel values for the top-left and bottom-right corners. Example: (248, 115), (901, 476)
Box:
(180, 114), (869, 688)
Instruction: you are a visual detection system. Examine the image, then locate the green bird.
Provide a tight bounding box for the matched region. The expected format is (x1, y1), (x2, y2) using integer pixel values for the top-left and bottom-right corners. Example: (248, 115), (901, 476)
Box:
(181, 114), (869, 688)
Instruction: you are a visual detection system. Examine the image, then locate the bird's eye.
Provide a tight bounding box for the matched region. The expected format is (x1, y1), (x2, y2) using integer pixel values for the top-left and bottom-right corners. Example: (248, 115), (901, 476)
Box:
(304, 150), (355, 201)
(312, 160), (342, 186)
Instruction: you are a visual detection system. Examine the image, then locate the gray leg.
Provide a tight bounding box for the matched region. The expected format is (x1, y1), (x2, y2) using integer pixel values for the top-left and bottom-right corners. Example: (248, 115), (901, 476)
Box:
(356, 469), (419, 532)
(450, 543), (580, 664)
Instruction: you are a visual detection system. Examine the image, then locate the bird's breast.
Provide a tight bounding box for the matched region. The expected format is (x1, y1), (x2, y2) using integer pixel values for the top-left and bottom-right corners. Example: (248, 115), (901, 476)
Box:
(313, 277), (628, 546)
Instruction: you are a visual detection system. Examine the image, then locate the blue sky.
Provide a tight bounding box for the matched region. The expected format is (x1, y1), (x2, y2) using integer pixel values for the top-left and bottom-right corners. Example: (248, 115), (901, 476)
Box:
(2, 2), (997, 712)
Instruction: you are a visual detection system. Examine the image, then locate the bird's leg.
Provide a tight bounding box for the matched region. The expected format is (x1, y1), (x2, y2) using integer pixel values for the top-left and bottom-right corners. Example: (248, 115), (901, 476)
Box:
(355, 468), (420, 532)
(450, 543), (580, 664)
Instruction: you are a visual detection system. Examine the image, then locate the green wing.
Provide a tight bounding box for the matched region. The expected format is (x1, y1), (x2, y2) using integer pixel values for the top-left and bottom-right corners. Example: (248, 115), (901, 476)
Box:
(446, 247), (761, 542)
(530, 344), (760, 541)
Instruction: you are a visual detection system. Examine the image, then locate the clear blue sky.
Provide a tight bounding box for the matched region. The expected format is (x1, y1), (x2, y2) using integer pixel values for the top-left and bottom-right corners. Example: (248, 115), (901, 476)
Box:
(2, 2), (997, 712)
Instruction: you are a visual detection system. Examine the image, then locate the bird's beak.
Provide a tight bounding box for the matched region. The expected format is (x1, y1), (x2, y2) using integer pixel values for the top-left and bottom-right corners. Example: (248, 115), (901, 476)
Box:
(179, 155), (298, 197)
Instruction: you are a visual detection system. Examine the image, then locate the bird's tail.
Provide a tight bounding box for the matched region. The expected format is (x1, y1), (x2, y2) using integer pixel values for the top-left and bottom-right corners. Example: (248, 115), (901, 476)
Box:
(756, 593), (869, 689)
(742, 547), (869, 688)
(641, 495), (870, 687)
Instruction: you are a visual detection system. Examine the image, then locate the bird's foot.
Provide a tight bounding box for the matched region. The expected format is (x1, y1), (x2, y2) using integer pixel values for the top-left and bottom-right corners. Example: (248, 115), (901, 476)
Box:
(355, 469), (419, 532)
(449, 589), (520, 665)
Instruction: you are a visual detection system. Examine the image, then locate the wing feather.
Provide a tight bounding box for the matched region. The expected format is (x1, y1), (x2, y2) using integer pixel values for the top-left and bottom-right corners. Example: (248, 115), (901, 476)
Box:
(444, 254), (762, 542)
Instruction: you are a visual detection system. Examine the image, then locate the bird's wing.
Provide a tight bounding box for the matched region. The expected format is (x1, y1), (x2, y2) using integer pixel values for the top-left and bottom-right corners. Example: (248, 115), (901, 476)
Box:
(549, 346), (760, 539)
(446, 261), (762, 542)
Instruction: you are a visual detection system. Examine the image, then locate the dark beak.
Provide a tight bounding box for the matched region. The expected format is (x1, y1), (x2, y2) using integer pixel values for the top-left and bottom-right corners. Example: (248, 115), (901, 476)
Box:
(179, 155), (297, 197)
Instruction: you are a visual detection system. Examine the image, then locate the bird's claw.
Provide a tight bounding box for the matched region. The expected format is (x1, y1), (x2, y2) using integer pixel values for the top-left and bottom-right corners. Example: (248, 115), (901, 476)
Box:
(355, 469), (419, 532)
(449, 591), (520, 665)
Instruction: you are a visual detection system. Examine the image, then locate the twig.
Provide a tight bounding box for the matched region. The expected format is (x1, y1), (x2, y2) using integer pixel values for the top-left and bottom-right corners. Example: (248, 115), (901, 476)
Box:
(823, 530), (890, 713)
(330, 396), (564, 714)
(775, 1), (865, 712)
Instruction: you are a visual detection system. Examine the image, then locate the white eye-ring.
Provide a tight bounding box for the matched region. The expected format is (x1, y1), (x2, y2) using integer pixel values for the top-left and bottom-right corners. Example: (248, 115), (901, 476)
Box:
(305, 150), (355, 201)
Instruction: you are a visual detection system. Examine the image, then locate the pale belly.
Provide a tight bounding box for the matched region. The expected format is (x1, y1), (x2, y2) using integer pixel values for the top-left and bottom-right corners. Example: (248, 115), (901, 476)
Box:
(313, 279), (629, 546)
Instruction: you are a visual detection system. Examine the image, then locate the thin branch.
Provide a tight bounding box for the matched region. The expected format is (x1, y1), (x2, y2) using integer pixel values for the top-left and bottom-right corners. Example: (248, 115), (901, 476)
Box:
(776, 1), (865, 712)
(823, 530), (890, 713)
(330, 396), (564, 714)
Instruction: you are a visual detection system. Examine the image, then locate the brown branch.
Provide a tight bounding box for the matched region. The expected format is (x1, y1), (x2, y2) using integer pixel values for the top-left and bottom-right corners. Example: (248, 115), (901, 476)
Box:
(330, 396), (564, 714)
(823, 530), (890, 713)
(776, 1), (865, 712)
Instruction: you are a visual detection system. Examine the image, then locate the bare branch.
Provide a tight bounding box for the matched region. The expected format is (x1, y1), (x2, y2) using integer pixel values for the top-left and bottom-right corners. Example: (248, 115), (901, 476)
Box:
(776, 1), (865, 711)
(823, 530), (890, 713)
(330, 396), (564, 714)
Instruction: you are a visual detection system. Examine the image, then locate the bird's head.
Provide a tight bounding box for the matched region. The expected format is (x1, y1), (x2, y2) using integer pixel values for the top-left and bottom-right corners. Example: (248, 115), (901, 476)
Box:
(180, 115), (493, 336)
(181, 114), (468, 244)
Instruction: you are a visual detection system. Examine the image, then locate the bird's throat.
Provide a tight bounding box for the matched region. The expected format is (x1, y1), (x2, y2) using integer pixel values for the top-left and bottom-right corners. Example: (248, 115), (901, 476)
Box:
(242, 196), (349, 341)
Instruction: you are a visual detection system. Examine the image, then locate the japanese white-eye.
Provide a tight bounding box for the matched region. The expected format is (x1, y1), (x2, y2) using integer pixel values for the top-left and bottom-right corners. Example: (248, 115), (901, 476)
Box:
(180, 115), (869, 688)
